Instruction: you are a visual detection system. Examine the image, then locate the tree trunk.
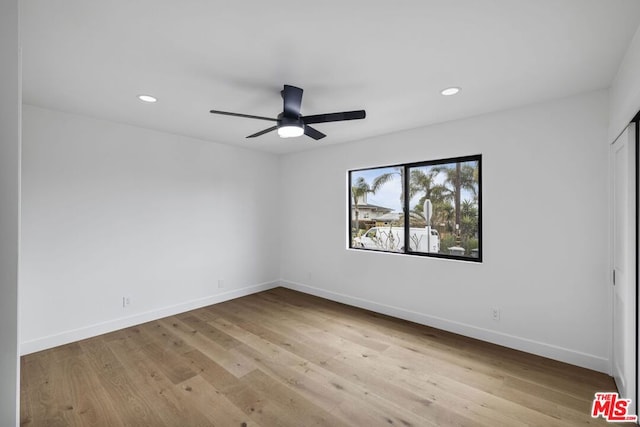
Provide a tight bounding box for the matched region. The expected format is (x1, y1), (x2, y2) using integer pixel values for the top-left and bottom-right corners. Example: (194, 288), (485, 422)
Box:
(455, 163), (461, 242)
(354, 207), (360, 236)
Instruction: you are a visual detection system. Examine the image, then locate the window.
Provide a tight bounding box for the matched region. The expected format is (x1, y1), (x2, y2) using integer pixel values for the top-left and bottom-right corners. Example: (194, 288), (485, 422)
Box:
(349, 155), (482, 262)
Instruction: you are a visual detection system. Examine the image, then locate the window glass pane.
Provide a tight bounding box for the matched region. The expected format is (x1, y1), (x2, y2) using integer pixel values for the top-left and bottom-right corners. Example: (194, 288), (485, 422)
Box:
(350, 166), (405, 252)
(408, 160), (480, 258)
(349, 155), (481, 262)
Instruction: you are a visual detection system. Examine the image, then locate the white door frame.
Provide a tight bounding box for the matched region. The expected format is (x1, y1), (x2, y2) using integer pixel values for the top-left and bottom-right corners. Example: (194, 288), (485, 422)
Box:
(611, 119), (638, 418)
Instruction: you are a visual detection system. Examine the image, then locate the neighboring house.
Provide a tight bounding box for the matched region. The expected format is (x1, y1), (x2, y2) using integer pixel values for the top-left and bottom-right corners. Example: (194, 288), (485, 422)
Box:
(352, 193), (392, 222)
(374, 211), (402, 227)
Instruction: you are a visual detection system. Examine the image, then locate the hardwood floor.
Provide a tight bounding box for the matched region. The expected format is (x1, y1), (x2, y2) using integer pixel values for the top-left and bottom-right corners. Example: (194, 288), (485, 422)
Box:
(21, 287), (621, 426)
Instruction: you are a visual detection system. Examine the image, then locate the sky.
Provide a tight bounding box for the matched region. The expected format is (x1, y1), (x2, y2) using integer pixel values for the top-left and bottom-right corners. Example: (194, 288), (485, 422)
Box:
(351, 162), (478, 212)
(352, 167), (403, 211)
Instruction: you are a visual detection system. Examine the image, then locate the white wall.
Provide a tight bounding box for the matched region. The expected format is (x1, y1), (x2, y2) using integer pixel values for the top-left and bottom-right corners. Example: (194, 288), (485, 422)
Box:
(280, 90), (611, 372)
(0, 0), (20, 425)
(20, 105), (281, 353)
(610, 23), (640, 141)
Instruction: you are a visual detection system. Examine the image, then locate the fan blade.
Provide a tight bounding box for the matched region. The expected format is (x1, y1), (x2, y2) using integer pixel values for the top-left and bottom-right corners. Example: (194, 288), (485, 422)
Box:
(246, 126), (278, 138)
(210, 110), (277, 122)
(304, 125), (326, 140)
(302, 110), (366, 125)
(282, 85), (303, 117)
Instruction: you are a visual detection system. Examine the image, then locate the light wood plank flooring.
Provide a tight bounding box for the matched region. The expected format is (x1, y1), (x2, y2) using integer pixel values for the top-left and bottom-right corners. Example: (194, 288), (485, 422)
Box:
(21, 287), (621, 426)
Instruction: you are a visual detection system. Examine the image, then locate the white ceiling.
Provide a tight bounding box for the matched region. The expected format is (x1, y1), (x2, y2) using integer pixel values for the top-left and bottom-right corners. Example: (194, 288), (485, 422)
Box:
(20, 0), (640, 154)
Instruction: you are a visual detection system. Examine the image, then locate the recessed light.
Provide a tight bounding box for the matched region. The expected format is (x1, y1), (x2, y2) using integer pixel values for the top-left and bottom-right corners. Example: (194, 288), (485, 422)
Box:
(137, 94), (157, 103)
(440, 87), (461, 96)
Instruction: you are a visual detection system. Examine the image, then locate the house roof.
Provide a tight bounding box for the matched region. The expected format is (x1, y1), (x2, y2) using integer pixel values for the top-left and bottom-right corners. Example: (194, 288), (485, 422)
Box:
(374, 212), (402, 221)
(354, 204), (392, 212)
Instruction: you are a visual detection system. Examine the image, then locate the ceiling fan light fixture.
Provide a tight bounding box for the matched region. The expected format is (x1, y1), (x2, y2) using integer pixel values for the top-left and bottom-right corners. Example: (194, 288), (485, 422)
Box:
(277, 125), (304, 138)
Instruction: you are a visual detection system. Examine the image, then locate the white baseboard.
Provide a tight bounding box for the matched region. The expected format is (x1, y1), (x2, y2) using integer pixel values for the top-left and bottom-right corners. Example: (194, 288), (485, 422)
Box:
(23, 279), (610, 374)
(280, 280), (610, 374)
(20, 280), (279, 355)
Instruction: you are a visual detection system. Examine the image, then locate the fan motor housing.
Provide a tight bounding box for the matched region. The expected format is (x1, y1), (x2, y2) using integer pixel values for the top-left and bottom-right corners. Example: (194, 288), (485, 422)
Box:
(277, 113), (304, 129)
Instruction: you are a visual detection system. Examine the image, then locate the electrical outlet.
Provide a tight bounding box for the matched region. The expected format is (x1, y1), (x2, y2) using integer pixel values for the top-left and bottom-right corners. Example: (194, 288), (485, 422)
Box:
(123, 296), (131, 308)
(491, 307), (500, 321)
(218, 279), (224, 289)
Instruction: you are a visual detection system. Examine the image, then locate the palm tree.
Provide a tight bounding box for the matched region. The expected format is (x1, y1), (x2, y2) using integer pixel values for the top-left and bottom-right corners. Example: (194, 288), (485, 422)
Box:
(409, 168), (439, 200)
(409, 167), (447, 225)
(434, 201), (455, 231)
(470, 161), (480, 203)
(442, 162), (478, 233)
(351, 177), (371, 235)
(368, 162), (478, 233)
(371, 167), (403, 208)
(460, 199), (479, 238)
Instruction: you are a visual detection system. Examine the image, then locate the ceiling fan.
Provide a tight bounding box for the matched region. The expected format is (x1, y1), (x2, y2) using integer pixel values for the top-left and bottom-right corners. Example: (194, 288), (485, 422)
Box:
(209, 85), (366, 140)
